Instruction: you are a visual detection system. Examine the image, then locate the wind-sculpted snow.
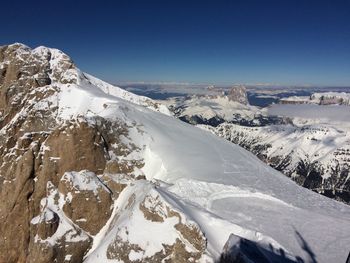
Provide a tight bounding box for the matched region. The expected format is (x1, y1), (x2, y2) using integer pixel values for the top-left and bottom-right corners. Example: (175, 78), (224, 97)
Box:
(1, 43), (350, 263)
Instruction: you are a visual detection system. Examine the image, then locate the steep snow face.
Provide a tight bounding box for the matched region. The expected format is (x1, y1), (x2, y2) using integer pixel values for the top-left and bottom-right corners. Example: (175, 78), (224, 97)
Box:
(2, 44), (350, 263)
(83, 73), (171, 116)
(55, 83), (350, 261)
(200, 122), (350, 203)
(96, 98), (350, 262)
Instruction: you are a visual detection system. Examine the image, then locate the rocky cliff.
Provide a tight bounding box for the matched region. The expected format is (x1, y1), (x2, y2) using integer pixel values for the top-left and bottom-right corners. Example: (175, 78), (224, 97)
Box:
(227, 86), (248, 105)
(0, 43), (207, 263)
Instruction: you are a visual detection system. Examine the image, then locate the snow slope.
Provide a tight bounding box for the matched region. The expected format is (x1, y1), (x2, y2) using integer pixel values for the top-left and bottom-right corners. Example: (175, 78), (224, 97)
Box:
(120, 103), (350, 262)
(165, 89), (350, 204)
(49, 70), (350, 262)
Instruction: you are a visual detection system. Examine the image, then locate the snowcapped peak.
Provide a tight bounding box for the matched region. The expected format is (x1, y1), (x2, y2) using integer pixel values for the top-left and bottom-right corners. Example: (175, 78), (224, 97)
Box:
(33, 46), (75, 67)
(4, 42), (31, 50)
(0, 43), (171, 120)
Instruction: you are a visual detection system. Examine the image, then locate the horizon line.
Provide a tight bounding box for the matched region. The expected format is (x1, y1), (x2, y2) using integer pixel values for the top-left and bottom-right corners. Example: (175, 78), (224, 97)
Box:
(112, 81), (350, 88)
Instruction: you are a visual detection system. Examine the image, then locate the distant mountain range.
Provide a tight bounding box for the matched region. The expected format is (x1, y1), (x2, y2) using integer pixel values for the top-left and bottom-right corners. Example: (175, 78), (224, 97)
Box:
(166, 89), (350, 205)
(1, 43), (350, 263)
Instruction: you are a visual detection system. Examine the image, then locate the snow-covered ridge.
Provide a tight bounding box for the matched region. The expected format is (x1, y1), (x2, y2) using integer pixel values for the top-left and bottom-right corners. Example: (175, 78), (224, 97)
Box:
(311, 91), (350, 105)
(84, 73), (171, 115)
(1, 43), (171, 117)
(166, 95), (260, 121)
(164, 94), (278, 128)
(1, 43), (350, 263)
(280, 91), (350, 105)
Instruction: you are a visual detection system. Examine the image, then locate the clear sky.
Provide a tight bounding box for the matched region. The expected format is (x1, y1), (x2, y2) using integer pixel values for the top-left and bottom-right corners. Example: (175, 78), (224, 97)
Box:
(1, 0), (350, 86)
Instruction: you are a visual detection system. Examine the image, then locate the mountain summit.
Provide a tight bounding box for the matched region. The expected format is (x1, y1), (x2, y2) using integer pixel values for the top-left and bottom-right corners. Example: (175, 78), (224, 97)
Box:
(0, 43), (350, 263)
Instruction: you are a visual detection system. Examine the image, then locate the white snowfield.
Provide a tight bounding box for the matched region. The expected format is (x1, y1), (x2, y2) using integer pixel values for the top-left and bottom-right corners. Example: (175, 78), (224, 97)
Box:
(200, 121), (350, 183)
(54, 75), (350, 263)
(11, 44), (350, 262)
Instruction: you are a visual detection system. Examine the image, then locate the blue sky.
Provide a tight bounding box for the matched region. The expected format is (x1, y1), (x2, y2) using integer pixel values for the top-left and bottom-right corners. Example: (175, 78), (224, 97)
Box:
(1, 0), (350, 86)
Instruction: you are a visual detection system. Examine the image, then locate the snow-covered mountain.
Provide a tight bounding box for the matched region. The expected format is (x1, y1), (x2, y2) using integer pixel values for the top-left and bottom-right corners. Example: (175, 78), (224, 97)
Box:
(167, 91), (350, 205)
(165, 92), (286, 127)
(280, 91), (350, 105)
(201, 122), (350, 204)
(1, 43), (350, 263)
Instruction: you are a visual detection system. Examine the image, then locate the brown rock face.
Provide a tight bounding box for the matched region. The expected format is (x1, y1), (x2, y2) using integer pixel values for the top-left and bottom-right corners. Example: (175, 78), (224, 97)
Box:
(36, 209), (60, 240)
(0, 44), (138, 263)
(27, 181), (93, 263)
(0, 44), (209, 263)
(43, 121), (108, 176)
(227, 86), (248, 105)
(59, 170), (113, 235)
(0, 43), (74, 131)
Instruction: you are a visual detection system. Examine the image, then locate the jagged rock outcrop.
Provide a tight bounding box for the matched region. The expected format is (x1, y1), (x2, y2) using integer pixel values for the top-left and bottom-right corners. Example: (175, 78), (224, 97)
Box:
(86, 181), (207, 263)
(59, 171), (113, 235)
(227, 86), (248, 105)
(0, 43), (210, 263)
